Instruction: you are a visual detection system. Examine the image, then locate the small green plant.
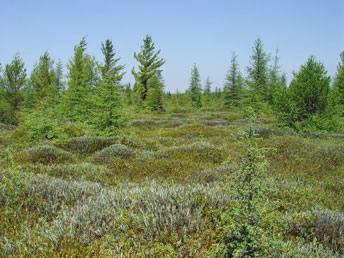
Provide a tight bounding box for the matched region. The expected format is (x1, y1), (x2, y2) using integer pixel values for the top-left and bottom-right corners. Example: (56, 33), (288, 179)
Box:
(214, 109), (269, 257)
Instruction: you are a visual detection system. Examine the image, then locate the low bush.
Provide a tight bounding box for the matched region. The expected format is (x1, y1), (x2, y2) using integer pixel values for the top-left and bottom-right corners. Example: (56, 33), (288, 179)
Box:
(16, 145), (73, 164)
(92, 144), (135, 162)
(283, 209), (344, 253)
(58, 136), (116, 154)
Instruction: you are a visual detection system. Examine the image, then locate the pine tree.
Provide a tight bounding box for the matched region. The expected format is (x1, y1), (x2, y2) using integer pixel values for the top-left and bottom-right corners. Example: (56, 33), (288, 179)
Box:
(31, 51), (58, 105)
(189, 63), (202, 107)
(63, 37), (98, 122)
(132, 34), (165, 101)
(246, 38), (270, 103)
(223, 52), (243, 108)
(93, 39), (126, 134)
(0, 54), (27, 124)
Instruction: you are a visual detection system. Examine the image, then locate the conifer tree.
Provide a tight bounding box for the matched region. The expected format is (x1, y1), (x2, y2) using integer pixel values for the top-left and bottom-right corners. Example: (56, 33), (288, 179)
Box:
(55, 59), (65, 93)
(268, 49), (286, 108)
(189, 63), (202, 107)
(94, 39), (126, 134)
(31, 51), (58, 105)
(277, 56), (334, 130)
(223, 52), (243, 108)
(63, 37), (97, 121)
(246, 38), (270, 103)
(215, 109), (268, 257)
(204, 76), (212, 95)
(145, 73), (165, 111)
(333, 51), (344, 110)
(289, 56), (330, 119)
(0, 54), (26, 124)
(132, 34), (165, 101)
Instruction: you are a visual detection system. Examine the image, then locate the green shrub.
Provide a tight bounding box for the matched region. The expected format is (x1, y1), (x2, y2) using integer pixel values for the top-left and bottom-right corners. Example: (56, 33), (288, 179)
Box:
(16, 145), (73, 164)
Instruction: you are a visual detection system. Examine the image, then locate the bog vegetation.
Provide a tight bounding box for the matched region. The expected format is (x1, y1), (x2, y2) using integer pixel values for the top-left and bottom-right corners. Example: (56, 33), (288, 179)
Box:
(0, 35), (344, 257)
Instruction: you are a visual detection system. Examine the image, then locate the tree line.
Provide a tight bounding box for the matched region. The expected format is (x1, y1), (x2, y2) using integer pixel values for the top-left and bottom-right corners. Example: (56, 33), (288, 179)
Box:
(0, 35), (343, 139)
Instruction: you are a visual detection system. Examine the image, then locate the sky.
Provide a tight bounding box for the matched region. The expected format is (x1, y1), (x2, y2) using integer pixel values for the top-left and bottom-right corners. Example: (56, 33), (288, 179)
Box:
(1, 0), (343, 92)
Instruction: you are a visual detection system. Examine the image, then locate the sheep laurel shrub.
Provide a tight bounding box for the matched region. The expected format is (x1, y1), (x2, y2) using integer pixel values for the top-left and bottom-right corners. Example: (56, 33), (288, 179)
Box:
(0, 123), (16, 132)
(92, 144), (134, 162)
(283, 209), (344, 253)
(16, 145), (73, 164)
(58, 136), (117, 154)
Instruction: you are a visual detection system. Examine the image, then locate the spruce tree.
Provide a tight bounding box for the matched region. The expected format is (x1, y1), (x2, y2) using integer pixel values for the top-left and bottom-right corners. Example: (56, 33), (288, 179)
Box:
(94, 39), (126, 134)
(55, 59), (65, 93)
(189, 63), (202, 108)
(277, 56), (334, 130)
(0, 54), (27, 124)
(30, 51), (58, 105)
(289, 56), (330, 119)
(246, 38), (270, 103)
(145, 73), (165, 111)
(132, 34), (165, 101)
(268, 49), (286, 108)
(204, 76), (212, 95)
(223, 52), (243, 108)
(63, 37), (97, 122)
(333, 51), (344, 109)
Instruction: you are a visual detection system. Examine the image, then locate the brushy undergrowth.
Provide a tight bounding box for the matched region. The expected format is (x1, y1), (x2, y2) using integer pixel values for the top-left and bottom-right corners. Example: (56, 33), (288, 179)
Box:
(15, 145), (73, 164)
(1, 110), (344, 257)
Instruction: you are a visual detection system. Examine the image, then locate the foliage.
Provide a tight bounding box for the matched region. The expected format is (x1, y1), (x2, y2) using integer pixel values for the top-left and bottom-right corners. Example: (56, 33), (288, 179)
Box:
(246, 38), (270, 103)
(57, 136), (117, 154)
(132, 34), (165, 101)
(144, 73), (165, 111)
(277, 56), (341, 131)
(92, 39), (126, 135)
(30, 51), (58, 105)
(62, 37), (98, 122)
(0, 53), (27, 124)
(189, 63), (202, 108)
(214, 111), (269, 257)
(16, 145), (73, 164)
(224, 52), (244, 108)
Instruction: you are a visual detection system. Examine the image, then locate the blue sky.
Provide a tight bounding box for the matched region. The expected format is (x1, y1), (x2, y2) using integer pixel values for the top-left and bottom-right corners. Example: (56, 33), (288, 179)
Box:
(1, 0), (343, 92)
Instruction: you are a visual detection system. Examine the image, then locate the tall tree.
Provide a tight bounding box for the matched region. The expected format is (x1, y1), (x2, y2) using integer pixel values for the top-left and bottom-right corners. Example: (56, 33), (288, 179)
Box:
(145, 73), (165, 111)
(0, 54), (26, 124)
(204, 76), (212, 95)
(189, 63), (202, 107)
(246, 38), (270, 102)
(31, 51), (57, 105)
(268, 49), (286, 107)
(223, 52), (243, 108)
(132, 34), (165, 101)
(63, 37), (98, 121)
(278, 56), (331, 129)
(94, 39), (126, 133)
(333, 51), (344, 110)
(55, 59), (65, 93)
